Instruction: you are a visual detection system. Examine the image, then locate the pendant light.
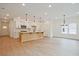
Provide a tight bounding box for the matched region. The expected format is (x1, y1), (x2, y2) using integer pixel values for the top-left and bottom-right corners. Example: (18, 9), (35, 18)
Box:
(33, 16), (35, 22)
(61, 14), (68, 26)
(25, 13), (28, 21)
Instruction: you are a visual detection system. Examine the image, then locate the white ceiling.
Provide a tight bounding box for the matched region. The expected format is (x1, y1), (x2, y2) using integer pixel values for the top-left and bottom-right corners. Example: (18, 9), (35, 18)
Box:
(0, 3), (79, 20)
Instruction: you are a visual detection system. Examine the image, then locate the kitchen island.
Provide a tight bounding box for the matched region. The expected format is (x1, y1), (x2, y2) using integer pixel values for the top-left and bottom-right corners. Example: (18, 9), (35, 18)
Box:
(19, 32), (44, 43)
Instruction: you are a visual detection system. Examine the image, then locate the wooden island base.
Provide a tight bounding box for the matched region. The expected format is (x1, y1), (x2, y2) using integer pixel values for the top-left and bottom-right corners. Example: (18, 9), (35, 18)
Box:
(19, 32), (44, 43)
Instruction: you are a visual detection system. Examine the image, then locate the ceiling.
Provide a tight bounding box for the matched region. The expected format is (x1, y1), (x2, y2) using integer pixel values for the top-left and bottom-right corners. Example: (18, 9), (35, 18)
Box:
(0, 3), (79, 20)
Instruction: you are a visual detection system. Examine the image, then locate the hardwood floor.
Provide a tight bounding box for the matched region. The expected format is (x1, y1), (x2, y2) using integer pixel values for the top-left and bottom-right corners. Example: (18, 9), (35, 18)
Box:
(0, 36), (79, 56)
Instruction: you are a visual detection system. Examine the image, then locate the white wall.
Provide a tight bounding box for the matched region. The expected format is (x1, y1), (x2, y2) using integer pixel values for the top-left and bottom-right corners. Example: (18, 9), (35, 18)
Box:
(9, 19), (16, 38)
(43, 21), (53, 37)
(53, 15), (79, 40)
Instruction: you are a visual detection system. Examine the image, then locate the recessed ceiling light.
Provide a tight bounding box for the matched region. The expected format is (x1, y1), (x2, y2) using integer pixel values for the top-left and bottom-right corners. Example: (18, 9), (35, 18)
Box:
(48, 4), (52, 7)
(22, 3), (25, 6)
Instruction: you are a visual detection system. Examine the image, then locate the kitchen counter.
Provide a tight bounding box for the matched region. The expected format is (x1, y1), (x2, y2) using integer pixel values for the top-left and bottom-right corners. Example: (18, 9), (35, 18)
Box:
(19, 32), (44, 43)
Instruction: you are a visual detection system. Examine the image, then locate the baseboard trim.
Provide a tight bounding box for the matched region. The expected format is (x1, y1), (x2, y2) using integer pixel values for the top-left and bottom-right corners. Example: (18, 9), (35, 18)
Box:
(53, 36), (79, 41)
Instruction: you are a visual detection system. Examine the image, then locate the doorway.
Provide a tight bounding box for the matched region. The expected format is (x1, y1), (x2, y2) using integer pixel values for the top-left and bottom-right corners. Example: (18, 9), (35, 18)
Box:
(0, 21), (10, 36)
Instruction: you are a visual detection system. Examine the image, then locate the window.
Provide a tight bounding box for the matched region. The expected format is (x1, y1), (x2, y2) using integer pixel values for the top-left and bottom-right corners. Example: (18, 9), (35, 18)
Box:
(61, 23), (77, 34)
(69, 23), (77, 34)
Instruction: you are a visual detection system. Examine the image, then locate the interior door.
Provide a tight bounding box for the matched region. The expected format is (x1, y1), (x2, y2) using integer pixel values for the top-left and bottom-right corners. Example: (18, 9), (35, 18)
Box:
(0, 22), (9, 36)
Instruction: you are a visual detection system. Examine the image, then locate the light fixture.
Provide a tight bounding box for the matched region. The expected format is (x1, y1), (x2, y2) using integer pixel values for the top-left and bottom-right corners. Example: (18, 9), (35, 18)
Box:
(33, 16), (35, 22)
(25, 13), (28, 21)
(61, 14), (68, 26)
(22, 3), (25, 6)
(48, 4), (52, 7)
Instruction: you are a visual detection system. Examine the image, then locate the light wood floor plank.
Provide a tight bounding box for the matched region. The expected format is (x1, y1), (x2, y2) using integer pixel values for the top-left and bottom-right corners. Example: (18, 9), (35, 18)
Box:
(0, 36), (79, 56)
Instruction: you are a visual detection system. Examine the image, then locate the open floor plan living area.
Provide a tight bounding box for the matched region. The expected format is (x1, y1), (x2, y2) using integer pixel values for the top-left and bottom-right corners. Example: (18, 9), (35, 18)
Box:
(0, 3), (79, 56)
